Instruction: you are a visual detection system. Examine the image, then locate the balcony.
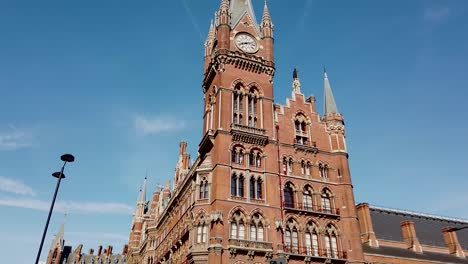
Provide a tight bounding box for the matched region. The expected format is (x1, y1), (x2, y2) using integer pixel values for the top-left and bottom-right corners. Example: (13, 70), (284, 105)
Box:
(231, 124), (268, 146)
(283, 245), (347, 261)
(293, 138), (318, 154)
(283, 202), (340, 217)
(228, 239), (273, 251)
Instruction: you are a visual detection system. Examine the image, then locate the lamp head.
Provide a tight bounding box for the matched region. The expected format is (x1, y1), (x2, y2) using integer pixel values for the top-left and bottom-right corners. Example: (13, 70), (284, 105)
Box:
(61, 154), (75, 163)
(52, 172), (66, 179)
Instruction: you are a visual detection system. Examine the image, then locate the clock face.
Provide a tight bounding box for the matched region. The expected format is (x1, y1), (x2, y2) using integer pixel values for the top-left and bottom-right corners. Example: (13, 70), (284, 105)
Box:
(235, 33), (258, 53)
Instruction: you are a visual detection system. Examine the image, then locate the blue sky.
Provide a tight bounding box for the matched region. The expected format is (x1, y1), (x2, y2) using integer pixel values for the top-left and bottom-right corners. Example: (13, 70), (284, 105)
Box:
(1, 0), (467, 263)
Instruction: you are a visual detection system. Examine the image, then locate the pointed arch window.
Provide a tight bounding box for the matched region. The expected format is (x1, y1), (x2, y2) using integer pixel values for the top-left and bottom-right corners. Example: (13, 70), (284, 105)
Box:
(256, 178), (263, 199)
(250, 213), (264, 241)
(249, 149), (262, 168)
(303, 187), (313, 211)
(321, 189), (332, 213)
(282, 157), (288, 174)
(231, 173), (238, 196)
(319, 163), (329, 178)
(325, 224), (339, 258)
(199, 178), (209, 200)
(287, 158), (293, 175)
(250, 177), (255, 199)
(285, 219), (299, 253)
(233, 85), (244, 125)
(230, 211), (245, 239)
(247, 88), (259, 127)
(197, 224), (208, 243)
(283, 183), (295, 208)
(305, 227), (319, 256)
(305, 161), (311, 176)
(294, 114), (309, 145)
(249, 176), (263, 200)
(231, 146), (245, 165)
(238, 175), (245, 197)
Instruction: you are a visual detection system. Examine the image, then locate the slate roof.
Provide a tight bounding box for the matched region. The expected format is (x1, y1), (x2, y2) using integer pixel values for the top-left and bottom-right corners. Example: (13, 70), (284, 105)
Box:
(363, 244), (468, 264)
(369, 206), (468, 249)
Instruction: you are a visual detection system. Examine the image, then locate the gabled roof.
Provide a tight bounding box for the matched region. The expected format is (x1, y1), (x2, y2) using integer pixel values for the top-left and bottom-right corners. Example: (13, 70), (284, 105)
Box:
(370, 206), (468, 249)
(230, 0), (258, 27)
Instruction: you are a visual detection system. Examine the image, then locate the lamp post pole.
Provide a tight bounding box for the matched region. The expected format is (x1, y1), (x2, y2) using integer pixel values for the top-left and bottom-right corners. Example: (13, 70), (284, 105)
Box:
(34, 154), (75, 264)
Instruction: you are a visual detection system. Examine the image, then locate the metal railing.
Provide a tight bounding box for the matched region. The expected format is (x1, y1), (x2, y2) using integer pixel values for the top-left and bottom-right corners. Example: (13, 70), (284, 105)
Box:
(283, 202), (340, 216)
(283, 245), (347, 259)
(228, 238), (273, 250)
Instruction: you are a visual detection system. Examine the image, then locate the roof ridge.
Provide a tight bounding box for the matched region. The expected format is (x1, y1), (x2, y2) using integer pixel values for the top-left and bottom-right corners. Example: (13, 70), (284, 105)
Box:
(369, 204), (468, 224)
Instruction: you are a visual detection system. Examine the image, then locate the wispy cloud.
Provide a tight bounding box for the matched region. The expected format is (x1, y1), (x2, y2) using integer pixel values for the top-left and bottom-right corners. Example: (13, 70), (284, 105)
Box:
(298, 0), (315, 31)
(0, 198), (133, 214)
(0, 176), (36, 196)
(0, 125), (32, 151)
(423, 6), (451, 23)
(181, 0), (204, 43)
(135, 114), (186, 135)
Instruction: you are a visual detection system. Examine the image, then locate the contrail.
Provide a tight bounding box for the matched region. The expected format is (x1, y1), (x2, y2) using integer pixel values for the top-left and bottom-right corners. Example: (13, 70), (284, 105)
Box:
(181, 0), (205, 43)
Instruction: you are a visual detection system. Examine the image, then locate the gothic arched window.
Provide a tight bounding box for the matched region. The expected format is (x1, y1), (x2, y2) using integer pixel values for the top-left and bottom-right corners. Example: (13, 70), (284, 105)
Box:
(294, 114), (309, 145)
(321, 189), (332, 213)
(250, 177), (255, 199)
(283, 182), (295, 208)
(247, 87), (259, 127)
(325, 224), (339, 258)
(305, 222), (319, 256)
(231, 173), (238, 196)
(238, 174), (245, 197)
(256, 178), (263, 199)
(230, 211), (245, 239)
(285, 219), (299, 253)
(303, 186), (313, 211)
(319, 163), (329, 178)
(199, 178), (209, 200)
(250, 213), (265, 241)
(233, 85), (244, 125)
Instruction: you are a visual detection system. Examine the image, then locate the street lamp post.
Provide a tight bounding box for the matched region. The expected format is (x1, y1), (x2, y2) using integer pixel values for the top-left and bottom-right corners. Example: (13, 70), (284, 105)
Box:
(34, 154), (75, 264)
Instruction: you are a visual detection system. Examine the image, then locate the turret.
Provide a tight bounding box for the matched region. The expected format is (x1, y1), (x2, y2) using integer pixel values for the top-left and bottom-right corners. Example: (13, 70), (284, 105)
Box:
(261, 0), (274, 61)
(322, 69), (346, 152)
(45, 222), (65, 264)
(216, 0), (231, 49)
(174, 141), (190, 188)
(292, 68), (301, 94)
(129, 178), (147, 249)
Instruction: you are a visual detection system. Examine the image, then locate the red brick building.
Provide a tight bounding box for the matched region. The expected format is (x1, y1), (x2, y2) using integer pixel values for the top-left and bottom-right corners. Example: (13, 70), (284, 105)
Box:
(45, 1), (468, 263)
(127, 0), (363, 263)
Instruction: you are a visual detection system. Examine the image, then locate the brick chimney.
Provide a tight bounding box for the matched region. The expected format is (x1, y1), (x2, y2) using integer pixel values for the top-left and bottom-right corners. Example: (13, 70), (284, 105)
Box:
(442, 227), (466, 258)
(356, 203), (379, 247)
(122, 244), (129, 255)
(97, 245), (102, 256)
(400, 221), (422, 253)
(106, 245), (113, 256)
(88, 248), (94, 255)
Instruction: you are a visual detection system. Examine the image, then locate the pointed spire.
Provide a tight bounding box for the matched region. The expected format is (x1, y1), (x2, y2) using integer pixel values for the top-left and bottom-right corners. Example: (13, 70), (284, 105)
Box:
(218, 0), (231, 26)
(205, 19), (215, 44)
(262, 0), (272, 24)
(230, 0), (257, 27)
(324, 69), (339, 115)
(137, 177), (147, 204)
(51, 216), (66, 248)
(292, 68), (301, 93)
